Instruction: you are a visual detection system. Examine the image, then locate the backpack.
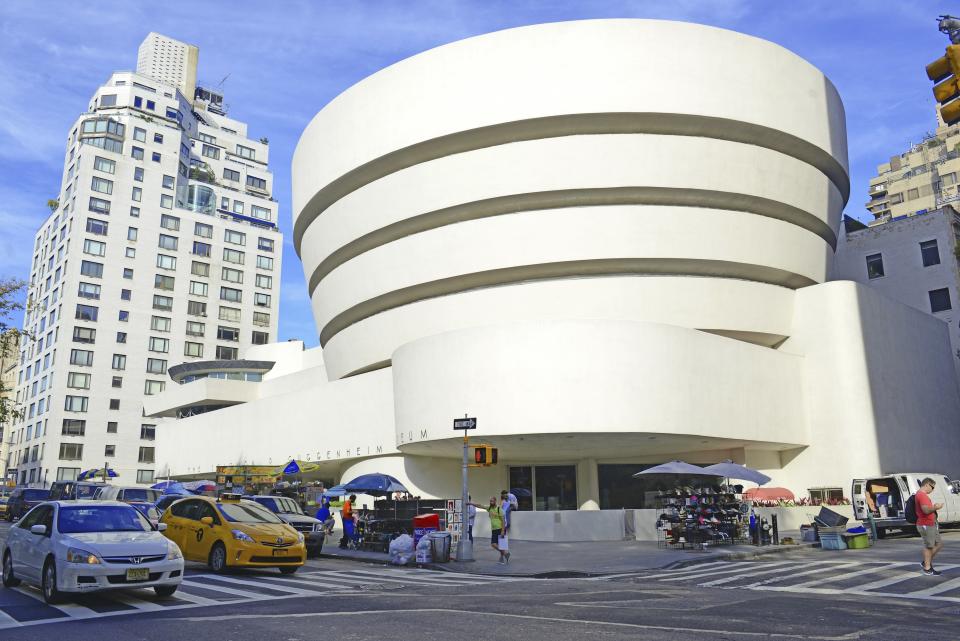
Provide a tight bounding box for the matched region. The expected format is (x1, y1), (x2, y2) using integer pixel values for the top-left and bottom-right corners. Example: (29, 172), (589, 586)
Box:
(904, 494), (918, 524)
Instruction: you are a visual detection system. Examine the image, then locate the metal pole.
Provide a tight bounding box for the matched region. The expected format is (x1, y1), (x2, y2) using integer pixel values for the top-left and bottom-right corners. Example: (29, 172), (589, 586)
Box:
(459, 428), (473, 561)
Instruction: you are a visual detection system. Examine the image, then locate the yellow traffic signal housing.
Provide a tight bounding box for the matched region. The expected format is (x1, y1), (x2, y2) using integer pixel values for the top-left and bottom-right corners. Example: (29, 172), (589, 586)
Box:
(928, 45), (960, 125)
(473, 445), (499, 466)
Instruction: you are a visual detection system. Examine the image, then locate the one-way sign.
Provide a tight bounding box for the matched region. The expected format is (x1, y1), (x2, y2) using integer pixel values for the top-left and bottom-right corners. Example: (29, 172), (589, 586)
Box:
(453, 417), (477, 430)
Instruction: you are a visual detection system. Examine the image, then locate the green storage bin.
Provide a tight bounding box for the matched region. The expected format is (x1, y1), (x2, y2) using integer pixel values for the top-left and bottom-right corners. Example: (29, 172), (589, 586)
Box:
(846, 533), (870, 549)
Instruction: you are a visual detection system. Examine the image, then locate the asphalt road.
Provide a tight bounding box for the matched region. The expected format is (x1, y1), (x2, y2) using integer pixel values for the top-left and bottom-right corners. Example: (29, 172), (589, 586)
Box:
(2, 519), (960, 640)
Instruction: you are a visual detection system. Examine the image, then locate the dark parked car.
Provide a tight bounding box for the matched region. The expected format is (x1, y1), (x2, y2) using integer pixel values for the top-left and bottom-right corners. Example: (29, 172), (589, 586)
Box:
(154, 494), (186, 514)
(250, 495), (325, 557)
(5, 487), (50, 520)
(48, 480), (103, 501)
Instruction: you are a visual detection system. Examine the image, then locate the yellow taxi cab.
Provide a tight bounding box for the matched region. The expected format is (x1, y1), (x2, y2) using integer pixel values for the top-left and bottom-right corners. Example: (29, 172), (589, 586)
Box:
(159, 494), (306, 574)
(0, 496), (8, 518)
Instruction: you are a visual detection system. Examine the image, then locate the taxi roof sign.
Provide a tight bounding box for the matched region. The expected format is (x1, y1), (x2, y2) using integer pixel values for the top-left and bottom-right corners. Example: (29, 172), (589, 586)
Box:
(218, 492), (243, 502)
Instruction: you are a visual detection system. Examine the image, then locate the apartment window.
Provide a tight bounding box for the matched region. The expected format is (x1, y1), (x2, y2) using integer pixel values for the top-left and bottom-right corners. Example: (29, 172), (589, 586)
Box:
(255, 274), (272, 289)
(133, 167), (144, 182)
(90, 176), (113, 194)
(123, 268), (134, 279)
(127, 226), (138, 241)
(160, 194), (173, 209)
(224, 229), (246, 246)
(252, 331), (269, 345)
(77, 282), (100, 299)
(64, 396), (88, 412)
(201, 144), (220, 159)
(160, 214), (180, 231)
(192, 241), (211, 257)
(133, 127), (146, 142)
(187, 300), (207, 316)
(195, 222), (213, 238)
(83, 239), (106, 256)
(251, 205), (271, 221)
(256, 255), (274, 270)
(152, 295), (173, 311)
(86, 218), (108, 236)
(72, 327), (96, 343)
(143, 381), (165, 396)
(57, 467), (80, 482)
(151, 316), (171, 332)
(865, 253), (884, 279)
(62, 420), (86, 437)
(89, 197), (111, 214)
(156, 254), (177, 270)
(67, 372), (91, 389)
(236, 145), (255, 160)
(186, 321), (205, 336)
(254, 292), (271, 308)
(59, 443), (84, 460)
(138, 446), (155, 463)
(223, 248), (244, 264)
(930, 288), (952, 313)
(111, 354), (126, 370)
(132, 186), (142, 202)
(105, 445), (115, 457)
(907, 188), (920, 200)
(154, 274), (175, 290)
(70, 349), (94, 366)
(141, 424), (156, 441)
(75, 304), (98, 321)
(81, 260), (104, 278)
(220, 287), (242, 303)
(93, 156), (116, 174)
(218, 306), (241, 323)
(233, 200), (244, 214)
(199, 133), (216, 144)
(158, 234), (178, 250)
(111, 376), (122, 388)
(130, 206), (140, 218)
(246, 175), (267, 191)
(184, 341), (203, 357)
(217, 326), (239, 342)
(146, 358), (167, 374)
(155, 131), (165, 143)
(189, 281), (208, 296)
(253, 311), (270, 327)
(224, 168), (241, 182)
(216, 346), (238, 360)
(116, 331), (127, 343)
(149, 337), (169, 353)
(108, 398), (119, 410)
(146, 99), (155, 110)
(920, 240), (941, 267)
(137, 470), (155, 484)
(131, 146), (144, 160)
(107, 421), (118, 433)
(222, 267), (243, 284)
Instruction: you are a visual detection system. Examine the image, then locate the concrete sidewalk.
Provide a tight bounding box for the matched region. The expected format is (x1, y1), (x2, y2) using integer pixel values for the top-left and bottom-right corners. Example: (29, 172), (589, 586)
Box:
(320, 533), (815, 577)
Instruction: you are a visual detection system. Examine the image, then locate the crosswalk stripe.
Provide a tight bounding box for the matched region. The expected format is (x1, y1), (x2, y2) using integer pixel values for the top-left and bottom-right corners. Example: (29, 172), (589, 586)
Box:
(659, 561), (793, 582)
(906, 575), (960, 597)
(338, 568), (490, 585)
(179, 580), (272, 600)
(739, 562), (860, 588)
(785, 562), (910, 589)
(108, 593), (168, 612)
(191, 574), (316, 596)
(856, 564), (960, 592)
(163, 589), (219, 606)
(696, 562), (832, 588)
(288, 572), (389, 587)
(324, 569), (476, 586)
(0, 608), (21, 628)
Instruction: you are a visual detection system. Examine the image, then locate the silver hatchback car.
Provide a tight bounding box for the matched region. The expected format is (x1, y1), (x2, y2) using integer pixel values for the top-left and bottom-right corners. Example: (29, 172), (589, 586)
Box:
(1, 500), (183, 603)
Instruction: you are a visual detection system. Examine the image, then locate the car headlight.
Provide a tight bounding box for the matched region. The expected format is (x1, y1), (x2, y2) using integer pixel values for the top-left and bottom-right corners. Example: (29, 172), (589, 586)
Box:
(231, 529), (254, 542)
(297, 532), (305, 543)
(66, 548), (100, 564)
(166, 543), (183, 560)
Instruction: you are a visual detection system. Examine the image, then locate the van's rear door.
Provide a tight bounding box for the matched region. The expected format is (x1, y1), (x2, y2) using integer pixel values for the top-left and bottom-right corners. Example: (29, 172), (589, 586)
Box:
(852, 479), (868, 520)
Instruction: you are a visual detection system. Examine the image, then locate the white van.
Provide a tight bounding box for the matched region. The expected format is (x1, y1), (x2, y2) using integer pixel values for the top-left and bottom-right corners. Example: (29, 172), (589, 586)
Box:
(852, 473), (960, 537)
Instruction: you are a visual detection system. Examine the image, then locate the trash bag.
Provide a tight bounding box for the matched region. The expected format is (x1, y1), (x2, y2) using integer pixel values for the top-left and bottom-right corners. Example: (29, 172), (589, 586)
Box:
(389, 534), (415, 566)
(415, 533), (433, 563)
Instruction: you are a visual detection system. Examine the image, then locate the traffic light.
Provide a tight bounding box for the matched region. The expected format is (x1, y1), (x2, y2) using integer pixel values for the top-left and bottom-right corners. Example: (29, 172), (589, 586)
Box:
(473, 445), (498, 466)
(927, 45), (960, 125)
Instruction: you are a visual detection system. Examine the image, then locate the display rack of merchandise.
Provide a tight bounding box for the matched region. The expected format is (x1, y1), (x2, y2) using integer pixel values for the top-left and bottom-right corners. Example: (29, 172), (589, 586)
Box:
(655, 485), (748, 550)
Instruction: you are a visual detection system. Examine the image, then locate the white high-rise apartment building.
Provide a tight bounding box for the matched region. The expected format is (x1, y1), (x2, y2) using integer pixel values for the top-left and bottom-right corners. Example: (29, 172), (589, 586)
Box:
(137, 33), (199, 101)
(7, 33), (282, 487)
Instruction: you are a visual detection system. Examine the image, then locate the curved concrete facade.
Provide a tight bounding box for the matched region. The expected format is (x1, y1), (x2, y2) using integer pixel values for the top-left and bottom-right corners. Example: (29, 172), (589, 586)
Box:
(292, 19), (848, 379)
(155, 20), (960, 517)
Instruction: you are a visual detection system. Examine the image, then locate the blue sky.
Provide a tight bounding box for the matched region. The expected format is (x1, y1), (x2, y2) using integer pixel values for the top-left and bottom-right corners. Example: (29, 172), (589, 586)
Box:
(0, 0), (953, 344)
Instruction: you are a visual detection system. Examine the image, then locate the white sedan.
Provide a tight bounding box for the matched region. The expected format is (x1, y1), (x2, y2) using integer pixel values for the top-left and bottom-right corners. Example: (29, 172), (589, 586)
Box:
(1, 500), (183, 603)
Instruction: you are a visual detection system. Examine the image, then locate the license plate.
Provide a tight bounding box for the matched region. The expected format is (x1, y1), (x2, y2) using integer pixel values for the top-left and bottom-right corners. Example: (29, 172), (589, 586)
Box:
(126, 568), (150, 582)
(272, 549), (286, 557)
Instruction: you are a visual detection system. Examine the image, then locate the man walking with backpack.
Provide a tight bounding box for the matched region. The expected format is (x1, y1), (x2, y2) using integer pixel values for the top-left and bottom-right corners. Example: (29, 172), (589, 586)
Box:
(913, 478), (945, 576)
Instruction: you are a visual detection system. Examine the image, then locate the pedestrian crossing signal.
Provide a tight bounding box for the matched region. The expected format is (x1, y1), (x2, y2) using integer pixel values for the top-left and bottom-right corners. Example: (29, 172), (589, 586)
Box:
(474, 446), (498, 466)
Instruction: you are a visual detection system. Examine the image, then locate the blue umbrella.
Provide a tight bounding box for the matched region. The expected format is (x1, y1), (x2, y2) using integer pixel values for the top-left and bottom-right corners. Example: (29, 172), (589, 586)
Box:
(152, 481), (189, 495)
(632, 461), (721, 477)
(702, 461), (771, 486)
(343, 473), (408, 497)
(78, 467), (119, 481)
(323, 485), (348, 497)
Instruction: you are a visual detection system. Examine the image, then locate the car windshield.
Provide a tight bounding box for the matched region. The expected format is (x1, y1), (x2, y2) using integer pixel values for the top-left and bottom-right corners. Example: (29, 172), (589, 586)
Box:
(76, 485), (100, 499)
(275, 498), (304, 514)
(23, 490), (49, 501)
(217, 502), (284, 524)
(124, 489), (160, 502)
(58, 505), (152, 533)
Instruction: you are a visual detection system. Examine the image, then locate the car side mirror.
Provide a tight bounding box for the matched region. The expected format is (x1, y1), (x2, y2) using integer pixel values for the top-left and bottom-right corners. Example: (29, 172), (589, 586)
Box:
(200, 516), (214, 527)
(30, 524), (46, 535)
(157, 522), (168, 532)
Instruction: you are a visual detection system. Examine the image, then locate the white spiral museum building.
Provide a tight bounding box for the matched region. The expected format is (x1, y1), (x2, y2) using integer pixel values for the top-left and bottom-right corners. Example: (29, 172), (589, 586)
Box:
(152, 20), (960, 522)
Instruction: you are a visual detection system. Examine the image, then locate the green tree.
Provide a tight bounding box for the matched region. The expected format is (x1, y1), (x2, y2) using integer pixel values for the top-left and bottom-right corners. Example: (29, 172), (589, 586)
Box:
(0, 278), (27, 425)
(46, 199), (58, 212)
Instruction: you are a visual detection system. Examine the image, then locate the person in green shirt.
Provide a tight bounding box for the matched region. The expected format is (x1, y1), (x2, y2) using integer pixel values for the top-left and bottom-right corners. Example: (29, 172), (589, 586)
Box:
(472, 496), (508, 564)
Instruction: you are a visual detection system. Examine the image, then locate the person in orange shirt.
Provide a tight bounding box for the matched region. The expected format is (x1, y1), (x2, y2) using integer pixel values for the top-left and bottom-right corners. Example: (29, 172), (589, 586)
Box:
(339, 494), (357, 549)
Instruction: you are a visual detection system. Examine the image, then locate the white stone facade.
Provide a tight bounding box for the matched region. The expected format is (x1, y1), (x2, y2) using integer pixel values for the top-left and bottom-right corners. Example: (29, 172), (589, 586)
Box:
(137, 33), (199, 102)
(152, 20), (960, 507)
(9, 34), (282, 488)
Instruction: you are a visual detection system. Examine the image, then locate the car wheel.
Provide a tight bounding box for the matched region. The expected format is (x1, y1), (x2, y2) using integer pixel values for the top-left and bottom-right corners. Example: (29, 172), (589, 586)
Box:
(2, 551), (20, 587)
(41, 559), (62, 604)
(208, 542), (227, 574)
(154, 585), (178, 598)
(279, 566), (299, 575)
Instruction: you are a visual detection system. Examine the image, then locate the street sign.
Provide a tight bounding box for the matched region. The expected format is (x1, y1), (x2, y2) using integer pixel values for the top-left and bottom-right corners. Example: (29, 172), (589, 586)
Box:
(453, 417), (477, 430)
